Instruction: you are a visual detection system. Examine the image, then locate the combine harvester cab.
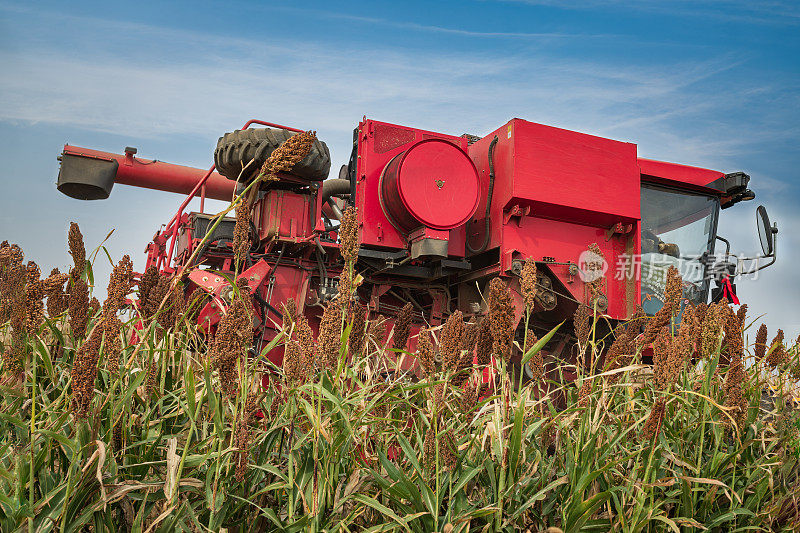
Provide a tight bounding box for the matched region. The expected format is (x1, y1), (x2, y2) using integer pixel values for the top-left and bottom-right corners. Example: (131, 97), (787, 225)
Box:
(55, 117), (778, 382)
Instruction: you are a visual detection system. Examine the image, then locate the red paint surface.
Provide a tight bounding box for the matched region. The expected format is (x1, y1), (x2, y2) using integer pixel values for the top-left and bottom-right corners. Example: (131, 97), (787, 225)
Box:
(61, 145), (235, 201)
(380, 139), (479, 231)
(638, 158), (724, 189)
(355, 118), (470, 257)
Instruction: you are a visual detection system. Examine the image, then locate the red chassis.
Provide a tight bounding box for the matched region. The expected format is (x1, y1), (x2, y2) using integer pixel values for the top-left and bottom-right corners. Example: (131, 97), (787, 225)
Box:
(56, 117), (760, 378)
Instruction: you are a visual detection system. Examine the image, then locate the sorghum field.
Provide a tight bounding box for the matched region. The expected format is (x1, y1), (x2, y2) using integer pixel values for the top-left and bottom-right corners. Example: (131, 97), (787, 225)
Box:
(1, 221), (799, 532)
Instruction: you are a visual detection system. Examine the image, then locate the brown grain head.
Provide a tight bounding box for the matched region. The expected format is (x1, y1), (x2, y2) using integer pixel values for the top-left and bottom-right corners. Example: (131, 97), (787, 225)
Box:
(475, 319), (493, 367)
(641, 397), (666, 442)
(24, 261), (45, 334)
(766, 329), (787, 368)
(520, 258), (538, 311)
(416, 328), (437, 377)
(317, 299), (343, 371)
(68, 222), (86, 276)
(348, 303), (367, 355)
(68, 271), (89, 338)
(339, 206), (360, 267)
(440, 310), (465, 372)
(525, 329), (544, 381)
(258, 130), (316, 178)
(393, 302), (413, 351)
(488, 277), (515, 362)
(70, 324), (103, 418)
(754, 323), (768, 361)
(282, 298), (297, 330)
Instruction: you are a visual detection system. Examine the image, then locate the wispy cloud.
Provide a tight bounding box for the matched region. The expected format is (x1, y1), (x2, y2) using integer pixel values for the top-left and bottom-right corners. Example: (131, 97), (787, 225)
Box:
(0, 6), (790, 175)
(499, 0), (800, 25)
(267, 7), (617, 40)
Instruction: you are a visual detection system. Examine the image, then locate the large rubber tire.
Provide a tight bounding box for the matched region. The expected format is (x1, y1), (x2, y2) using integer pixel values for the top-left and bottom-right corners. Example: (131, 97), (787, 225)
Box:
(214, 128), (331, 182)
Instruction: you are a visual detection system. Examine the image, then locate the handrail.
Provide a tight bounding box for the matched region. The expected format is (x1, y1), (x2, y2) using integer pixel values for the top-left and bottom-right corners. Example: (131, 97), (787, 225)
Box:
(158, 119), (307, 272)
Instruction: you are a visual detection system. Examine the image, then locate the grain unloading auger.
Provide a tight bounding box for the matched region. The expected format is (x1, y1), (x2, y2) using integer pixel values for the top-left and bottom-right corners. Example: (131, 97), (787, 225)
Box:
(55, 117), (778, 379)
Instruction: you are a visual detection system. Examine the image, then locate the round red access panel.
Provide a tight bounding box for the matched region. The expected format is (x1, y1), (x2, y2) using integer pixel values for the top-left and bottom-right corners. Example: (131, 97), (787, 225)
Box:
(380, 139), (480, 231)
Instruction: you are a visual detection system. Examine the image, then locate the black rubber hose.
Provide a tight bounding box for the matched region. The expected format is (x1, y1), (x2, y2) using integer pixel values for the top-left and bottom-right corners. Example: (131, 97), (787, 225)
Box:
(466, 135), (498, 254)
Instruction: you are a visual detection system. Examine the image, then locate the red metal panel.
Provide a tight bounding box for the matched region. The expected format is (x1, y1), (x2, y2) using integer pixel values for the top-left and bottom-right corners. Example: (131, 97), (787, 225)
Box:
(488, 119), (640, 226)
(355, 118), (470, 257)
(254, 190), (312, 242)
(502, 216), (639, 318)
(467, 119), (640, 251)
(638, 158), (724, 189)
(467, 118), (642, 320)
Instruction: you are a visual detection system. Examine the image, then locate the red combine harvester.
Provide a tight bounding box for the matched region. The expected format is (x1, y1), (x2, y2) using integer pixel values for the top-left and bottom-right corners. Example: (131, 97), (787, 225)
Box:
(55, 117), (778, 379)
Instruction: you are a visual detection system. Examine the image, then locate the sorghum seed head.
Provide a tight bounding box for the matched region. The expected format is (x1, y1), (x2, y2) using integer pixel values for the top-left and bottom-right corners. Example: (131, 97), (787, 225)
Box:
(106, 255), (133, 313)
(640, 268), (683, 348)
(88, 297), (100, 317)
(700, 301), (726, 359)
(233, 196), (253, 265)
(652, 327), (671, 389)
(754, 324), (768, 361)
(723, 305), (744, 362)
(520, 258), (538, 311)
(317, 299), (343, 371)
(68, 272), (89, 338)
(694, 302), (708, 324)
(210, 282), (253, 396)
(461, 321), (479, 354)
(766, 329), (787, 368)
(574, 304), (592, 349)
(282, 298), (297, 330)
(488, 277), (515, 361)
(475, 319), (493, 367)
(459, 381), (479, 414)
(604, 329), (633, 383)
(68, 222), (86, 276)
(339, 206), (361, 267)
(664, 327), (692, 389)
(71, 324), (103, 418)
(349, 303), (367, 355)
(417, 329), (436, 377)
(586, 243), (606, 302)
(723, 355), (747, 432)
(393, 302), (413, 351)
(663, 266), (682, 313)
(283, 341), (303, 386)
(44, 268), (69, 318)
(138, 266), (159, 311)
(641, 397), (666, 442)
(525, 330), (544, 381)
(258, 130), (316, 178)
(736, 304), (748, 327)
(626, 305), (647, 334)
(25, 261), (45, 333)
(440, 310), (465, 372)
(577, 381), (591, 407)
(143, 275), (170, 323)
(368, 317), (386, 346)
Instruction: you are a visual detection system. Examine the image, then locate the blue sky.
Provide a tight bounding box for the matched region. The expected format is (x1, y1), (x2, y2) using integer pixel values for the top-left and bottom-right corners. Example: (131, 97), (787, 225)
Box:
(1, 0), (798, 338)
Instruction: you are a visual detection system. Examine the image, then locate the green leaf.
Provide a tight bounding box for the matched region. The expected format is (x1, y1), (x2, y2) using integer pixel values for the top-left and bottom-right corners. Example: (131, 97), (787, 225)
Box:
(350, 494), (412, 532)
(521, 321), (563, 367)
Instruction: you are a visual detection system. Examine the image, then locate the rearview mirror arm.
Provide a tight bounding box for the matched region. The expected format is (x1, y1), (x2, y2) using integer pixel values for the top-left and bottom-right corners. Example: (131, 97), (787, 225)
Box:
(735, 223), (778, 275)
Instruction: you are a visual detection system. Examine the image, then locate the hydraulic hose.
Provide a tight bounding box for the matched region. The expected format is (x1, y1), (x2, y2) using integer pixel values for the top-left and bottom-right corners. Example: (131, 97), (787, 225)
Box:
(466, 135), (498, 254)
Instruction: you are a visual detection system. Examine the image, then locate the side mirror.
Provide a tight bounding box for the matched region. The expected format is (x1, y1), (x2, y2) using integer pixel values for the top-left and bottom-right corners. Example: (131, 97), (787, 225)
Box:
(756, 205), (775, 256)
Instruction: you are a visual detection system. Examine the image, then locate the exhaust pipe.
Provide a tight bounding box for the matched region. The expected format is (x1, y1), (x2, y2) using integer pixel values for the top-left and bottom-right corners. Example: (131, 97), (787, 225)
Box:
(57, 145), (236, 201)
